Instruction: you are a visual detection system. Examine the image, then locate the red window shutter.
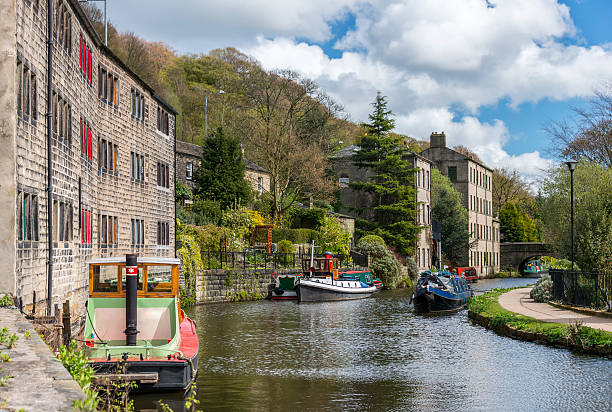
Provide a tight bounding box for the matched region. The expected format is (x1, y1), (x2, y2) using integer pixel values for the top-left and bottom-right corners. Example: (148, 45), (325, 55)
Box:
(87, 126), (91, 158)
(90, 212), (93, 244)
(79, 118), (83, 153)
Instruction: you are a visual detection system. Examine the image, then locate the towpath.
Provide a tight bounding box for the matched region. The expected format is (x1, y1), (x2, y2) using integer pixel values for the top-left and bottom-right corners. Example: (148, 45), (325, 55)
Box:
(0, 307), (84, 411)
(498, 287), (612, 333)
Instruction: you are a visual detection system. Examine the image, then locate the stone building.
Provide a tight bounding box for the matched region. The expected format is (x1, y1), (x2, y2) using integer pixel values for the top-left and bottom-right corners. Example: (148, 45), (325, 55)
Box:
(1, 0), (176, 316)
(175, 140), (271, 196)
(420, 132), (500, 276)
(331, 145), (433, 272)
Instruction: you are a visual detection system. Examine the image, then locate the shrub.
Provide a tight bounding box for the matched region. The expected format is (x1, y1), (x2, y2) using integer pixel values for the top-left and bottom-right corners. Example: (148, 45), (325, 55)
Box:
(530, 274), (553, 302)
(277, 240), (295, 254)
(272, 228), (315, 244)
(191, 198), (223, 226)
(288, 207), (326, 230)
(358, 234), (386, 246)
(314, 214), (351, 255)
(356, 238), (400, 288)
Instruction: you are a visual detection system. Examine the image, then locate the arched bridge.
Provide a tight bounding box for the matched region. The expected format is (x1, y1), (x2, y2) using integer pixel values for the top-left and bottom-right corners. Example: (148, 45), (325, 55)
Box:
(500, 242), (560, 273)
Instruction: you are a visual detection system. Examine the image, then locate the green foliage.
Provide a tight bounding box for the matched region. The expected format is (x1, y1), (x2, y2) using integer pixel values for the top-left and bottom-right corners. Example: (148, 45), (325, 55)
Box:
(288, 207), (326, 229)
(530, 274), (553, 302)
(539, 162), (612, 271)
(0, 294), (12, 307)
(358, 234), (386, 246)
(356, 237), (400, 288)
(194, 128), (253, 209)
(350, 93), (419, 256)
(1, 353), (9, 362)
(0, 328), (17, 349)
(221, 206), (254, 250)
(0, 373), (13, 387)
(430, 168), (469, 265)
(58, 341), (100, 411)
(315, 215), (351, 255)
(272, 228), (316, 244)
(175, 181), (193, 203)
(177, 223), (204, 308)
(191, 198), (223, 226)
(499, 202), (538, 242)
(277, 240), (295, 254)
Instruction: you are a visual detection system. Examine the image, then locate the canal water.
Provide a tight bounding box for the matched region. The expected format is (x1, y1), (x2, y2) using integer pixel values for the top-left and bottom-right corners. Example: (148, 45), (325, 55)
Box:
(135, 278), (612, 411)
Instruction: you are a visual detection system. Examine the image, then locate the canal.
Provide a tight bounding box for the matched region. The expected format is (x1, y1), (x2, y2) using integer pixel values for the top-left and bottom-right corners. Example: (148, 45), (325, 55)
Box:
(136, 278), (612, 411)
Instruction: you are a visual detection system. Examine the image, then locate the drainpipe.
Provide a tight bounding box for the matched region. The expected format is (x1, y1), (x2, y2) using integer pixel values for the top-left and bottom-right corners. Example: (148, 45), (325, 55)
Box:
(46, 0), (54, 316)
(173, 116), (177, 258)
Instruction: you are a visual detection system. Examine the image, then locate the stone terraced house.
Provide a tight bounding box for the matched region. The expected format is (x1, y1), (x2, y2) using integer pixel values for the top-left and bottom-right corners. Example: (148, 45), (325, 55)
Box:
(421, 132), (500, 276)
(0, 0), (176, 317)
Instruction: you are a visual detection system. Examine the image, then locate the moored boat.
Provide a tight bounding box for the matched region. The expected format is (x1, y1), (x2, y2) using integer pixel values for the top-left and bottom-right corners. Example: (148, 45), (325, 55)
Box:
(411, 271), (471, 313)
(452, 266), (478, 283)
(83, 255), (198, 392)
(271, 273), (302, 300)
(295, 248), (379, 302)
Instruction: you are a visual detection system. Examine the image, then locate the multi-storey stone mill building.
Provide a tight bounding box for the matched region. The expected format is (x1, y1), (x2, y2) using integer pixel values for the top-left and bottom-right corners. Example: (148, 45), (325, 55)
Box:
(1, 0), (176, 317)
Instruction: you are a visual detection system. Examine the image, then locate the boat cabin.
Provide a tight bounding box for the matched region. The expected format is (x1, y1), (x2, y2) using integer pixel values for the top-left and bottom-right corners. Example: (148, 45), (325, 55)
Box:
(301, 252), (339, 276)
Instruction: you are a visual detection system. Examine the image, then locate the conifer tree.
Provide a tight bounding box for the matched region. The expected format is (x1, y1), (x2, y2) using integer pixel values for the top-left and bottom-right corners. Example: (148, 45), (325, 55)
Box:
(194, 127), (252, 210)
(350, 93), (420, 256)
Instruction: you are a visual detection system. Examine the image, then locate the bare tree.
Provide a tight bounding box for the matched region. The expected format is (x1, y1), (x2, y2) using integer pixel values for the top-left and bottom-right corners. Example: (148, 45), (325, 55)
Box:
(492, 168), (531, 216)
(546, 83), (612, 167)
(453, 145), (483, 163)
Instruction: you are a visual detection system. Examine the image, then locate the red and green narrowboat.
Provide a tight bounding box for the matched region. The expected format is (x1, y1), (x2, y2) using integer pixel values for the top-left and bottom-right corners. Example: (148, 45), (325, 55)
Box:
(83, 255), (198, 392)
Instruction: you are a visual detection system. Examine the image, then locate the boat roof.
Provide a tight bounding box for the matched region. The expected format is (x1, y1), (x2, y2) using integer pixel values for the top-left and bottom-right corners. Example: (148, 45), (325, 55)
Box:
(87, 257), (181, 265)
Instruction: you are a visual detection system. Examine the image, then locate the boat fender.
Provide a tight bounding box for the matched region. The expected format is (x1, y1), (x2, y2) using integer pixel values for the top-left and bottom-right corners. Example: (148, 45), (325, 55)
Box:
(273, 288), (285, 295)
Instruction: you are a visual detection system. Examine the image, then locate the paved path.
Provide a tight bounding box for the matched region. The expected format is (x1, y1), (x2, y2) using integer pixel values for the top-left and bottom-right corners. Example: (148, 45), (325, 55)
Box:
(498, 287), (612, 333)
(0, 308), (84, 411)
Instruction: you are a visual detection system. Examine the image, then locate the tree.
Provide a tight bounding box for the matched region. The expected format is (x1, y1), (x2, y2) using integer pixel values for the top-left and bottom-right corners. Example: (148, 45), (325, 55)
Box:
(546, 83), (612, 167)
(453, 145), (482, 163)
(539, 162), (612, 271)
(492, 168), (532, 216)
(194, 128), (252, 209)
(315, 215), (351, 255)
(242, 68), (335, 222)
(430, 168), (469, 266)
(350, 93), (420, 256)
(499, 202), (538, 242)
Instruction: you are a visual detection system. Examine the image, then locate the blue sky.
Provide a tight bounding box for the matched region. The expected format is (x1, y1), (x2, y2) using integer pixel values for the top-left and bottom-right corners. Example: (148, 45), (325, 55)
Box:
(105, 0), (612, 181)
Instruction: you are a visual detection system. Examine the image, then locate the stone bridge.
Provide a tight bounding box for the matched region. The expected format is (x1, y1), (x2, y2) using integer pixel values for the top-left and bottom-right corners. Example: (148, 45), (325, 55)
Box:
(500, 242), (560, 273)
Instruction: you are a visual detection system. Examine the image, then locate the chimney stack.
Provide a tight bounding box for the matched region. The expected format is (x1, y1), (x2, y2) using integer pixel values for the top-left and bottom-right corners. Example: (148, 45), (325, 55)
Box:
(430, 131), (446, 148)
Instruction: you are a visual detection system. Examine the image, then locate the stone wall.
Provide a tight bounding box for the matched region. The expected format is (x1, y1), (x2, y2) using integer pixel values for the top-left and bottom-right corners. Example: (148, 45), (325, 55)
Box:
(195, 268), (281, 303)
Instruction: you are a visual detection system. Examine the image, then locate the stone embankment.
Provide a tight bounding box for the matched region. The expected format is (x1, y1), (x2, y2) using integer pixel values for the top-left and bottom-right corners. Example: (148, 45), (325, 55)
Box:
(0, 308), (84, 411)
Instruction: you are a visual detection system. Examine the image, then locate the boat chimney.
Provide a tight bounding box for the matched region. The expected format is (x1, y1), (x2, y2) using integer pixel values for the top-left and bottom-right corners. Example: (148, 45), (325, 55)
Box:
(124, 254), (139, 346)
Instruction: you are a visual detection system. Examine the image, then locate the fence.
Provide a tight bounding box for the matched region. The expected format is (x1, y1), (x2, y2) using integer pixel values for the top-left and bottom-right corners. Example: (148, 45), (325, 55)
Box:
(200, 249), (368, 271)
(550, 269), (612, 311)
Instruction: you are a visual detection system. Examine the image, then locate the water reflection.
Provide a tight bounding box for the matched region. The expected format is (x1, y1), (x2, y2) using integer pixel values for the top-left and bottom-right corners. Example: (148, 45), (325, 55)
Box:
(135, 277), (612, 411)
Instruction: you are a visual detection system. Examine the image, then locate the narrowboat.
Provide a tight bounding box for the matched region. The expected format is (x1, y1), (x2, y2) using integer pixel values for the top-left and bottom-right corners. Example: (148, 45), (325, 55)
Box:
(83, 255), (198, 392)
(411, 271), (472, 313)
(453, 266), (478, 282)
(295, 249), (379, 302)
(271, 273), (302, 300)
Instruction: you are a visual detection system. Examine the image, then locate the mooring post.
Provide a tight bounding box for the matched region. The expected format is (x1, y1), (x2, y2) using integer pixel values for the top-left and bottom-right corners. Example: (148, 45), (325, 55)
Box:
(62, 300), (71, 344)
(124, 254), (139, 346)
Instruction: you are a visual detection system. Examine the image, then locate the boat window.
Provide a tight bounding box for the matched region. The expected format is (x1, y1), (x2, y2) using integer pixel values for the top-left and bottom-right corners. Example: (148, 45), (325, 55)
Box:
(147, 265), (173, 292)
(121, 266), (144, 291)
(92, 265), (118, 292)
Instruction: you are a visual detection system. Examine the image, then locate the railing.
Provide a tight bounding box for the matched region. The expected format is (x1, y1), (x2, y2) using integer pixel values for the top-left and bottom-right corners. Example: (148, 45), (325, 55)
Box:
(550, 269), (612, 311)
(200, 249), (368, 271)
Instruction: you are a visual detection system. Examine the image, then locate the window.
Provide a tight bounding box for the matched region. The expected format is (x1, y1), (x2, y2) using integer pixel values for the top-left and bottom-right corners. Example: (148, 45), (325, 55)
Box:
(157, 105), (169, 135)
(338, 176), (349, 188)
(157, 221), (170, 246)
(257, 177), (263, 194)
(81, 208), (93, 247)
(157, 162), (169, 188)
(426, 170), (430, 189)
(186, 162), (193, 180)
(427, 205), (430, 224)
(53, 199), (73, 242)
(130, 151), (145, 182)
(131, 219), (145, 246)
(17, 191), (39, 242)
(52, 91), (71, 144)
(422, 249), (426, 268)
(16, 59), (37, 123)
(417, 248), (420, 267)
(416, 169), (420, 187)
(448, 166), (457, 183)
(98, 66), (119, 106)
(99, 214), (118, 247)
(79, 34), (92, 83)
(80, 117), (92, 159)
(131, 89), (145, 121)
(54, 1), (71, 53)
(99, 138), (118, 173)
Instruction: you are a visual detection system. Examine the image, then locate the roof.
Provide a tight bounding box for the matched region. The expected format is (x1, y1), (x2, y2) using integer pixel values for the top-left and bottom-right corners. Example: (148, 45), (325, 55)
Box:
(403, 151), (433, 164)
(67, 0), (178, 116)
(330, 144), (361, 159)
(87, 257), (181, 265)
(245, 159), (269, 174)
(176, 140), (203, 158)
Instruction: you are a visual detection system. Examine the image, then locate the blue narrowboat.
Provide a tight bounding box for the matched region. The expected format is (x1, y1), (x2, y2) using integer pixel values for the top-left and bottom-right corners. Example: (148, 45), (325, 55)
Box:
(411, 271), (472, 313)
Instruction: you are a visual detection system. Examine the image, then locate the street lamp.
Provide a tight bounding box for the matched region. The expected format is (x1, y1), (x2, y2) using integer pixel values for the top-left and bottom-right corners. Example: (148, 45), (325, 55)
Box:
(565, 160), (577, 272)
(79, 0), (108, 46)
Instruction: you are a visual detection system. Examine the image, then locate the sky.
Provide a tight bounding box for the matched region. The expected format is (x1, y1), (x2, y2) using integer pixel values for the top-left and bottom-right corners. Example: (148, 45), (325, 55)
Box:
(101, 0), (612, 182)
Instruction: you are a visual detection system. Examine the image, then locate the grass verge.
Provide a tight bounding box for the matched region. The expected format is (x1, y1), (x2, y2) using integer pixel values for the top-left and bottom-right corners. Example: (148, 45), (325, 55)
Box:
(468, 288), (612, 357)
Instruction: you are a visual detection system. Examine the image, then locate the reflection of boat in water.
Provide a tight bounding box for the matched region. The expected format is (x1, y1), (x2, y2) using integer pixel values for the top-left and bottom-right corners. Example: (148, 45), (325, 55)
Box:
(84, 255), (198, 392)
(295, 245), (380, 302)
(411, 271), (472, 313)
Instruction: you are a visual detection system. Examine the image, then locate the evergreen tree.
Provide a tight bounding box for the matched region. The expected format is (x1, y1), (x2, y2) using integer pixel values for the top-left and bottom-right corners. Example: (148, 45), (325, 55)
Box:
(499, 202), (539, 242)
(350, 93), (419, 256)
(194, 128), (252, 210)
(431, 168), (469, 266)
